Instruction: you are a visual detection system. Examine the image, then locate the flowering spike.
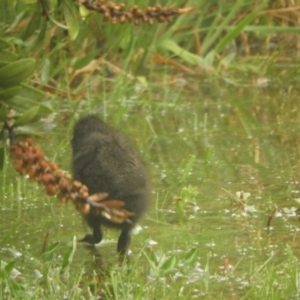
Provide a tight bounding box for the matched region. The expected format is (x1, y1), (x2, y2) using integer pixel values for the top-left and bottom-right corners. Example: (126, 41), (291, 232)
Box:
(9, 138), (133, 224)
(77, 0), (193, 25)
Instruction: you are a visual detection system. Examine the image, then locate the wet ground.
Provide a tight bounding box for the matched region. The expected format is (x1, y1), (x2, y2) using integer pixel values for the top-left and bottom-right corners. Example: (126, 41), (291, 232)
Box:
(1, 81), (300, 298)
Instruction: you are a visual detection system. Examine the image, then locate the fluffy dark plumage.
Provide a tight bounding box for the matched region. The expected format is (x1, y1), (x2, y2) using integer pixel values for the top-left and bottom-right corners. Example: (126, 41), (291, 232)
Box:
(71, 115), (150, 253)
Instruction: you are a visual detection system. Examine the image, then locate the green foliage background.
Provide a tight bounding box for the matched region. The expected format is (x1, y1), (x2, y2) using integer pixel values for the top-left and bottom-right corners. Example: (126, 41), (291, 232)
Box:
(0, 0), (299, 160)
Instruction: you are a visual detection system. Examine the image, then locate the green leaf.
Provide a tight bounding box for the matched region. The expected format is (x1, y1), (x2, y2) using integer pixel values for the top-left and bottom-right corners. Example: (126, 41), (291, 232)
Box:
(0, 86), (22, 101)
(62, 0), (79, 40)
(0, 62), (7, 68)
(0, 59), (35, 88)
(18, 84), (45, 102)
(40, 58), (51, 83)
(243, 25), (300, 34)
(2, 84), (47, 113)
(0, 50), (17, 62)
(79, 3), (91, 18)
(214, 2), (267, 53)
(184, 248), (199, 265)
(181, 155), (196, 182)
(61, 236), (76, 272)
(158, 40), (203, 65)
(5, 97), (52, 116)
(4, 260), (16, 274)
(201, 2), (242, 55)
(42, 242), (60, 257)
(160, 255), (178, 273)
(73, 49), (101, 70)
(0, 39), (11, 50)
(0, 105), (7, 121)
(142, 251), (159, 273)
(0, 0), (14, 25)
(204, 147), (212, 163)
(22, 3), (42, 40)
(33, 17), (47, 50)
(14, 106), (41, 126)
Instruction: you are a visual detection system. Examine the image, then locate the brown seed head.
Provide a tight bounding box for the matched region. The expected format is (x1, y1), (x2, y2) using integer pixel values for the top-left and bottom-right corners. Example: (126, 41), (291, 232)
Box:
(131, 5), (138, 13)
(79, 184), (88, 193)
(14, 160), (23, 172)
(120, 15), (126, 23)
(55, 170), (63, 180)
(49, 162), (58, 171)
(41, 173), (53, 184)
(146, 6), (153, 14)
(68, 192), (77, 202)
(72, 180), (82, 190)
(148, 17), (154, 25)
(158, 15), (166, 22)
(46, 184), (58, 196)
(87, 192), (109, 202)
(80, 191), (89, 199)
(127, 12), (133, 21)
(112, 16), (118, 24)
(39, 160), (48, 170)
(65, 174), (72, 181)
(155, 5), (162, 12)
(103, 11), (110, 21)
(119, 3), (125, 11)
(107, 2), (115, 9)
(25, 137), (33, 144)
(81, 203), (91, 215)
(59, 179), (69, 191)
(28, 165), (39, 179)
(13, 148), (23, 157)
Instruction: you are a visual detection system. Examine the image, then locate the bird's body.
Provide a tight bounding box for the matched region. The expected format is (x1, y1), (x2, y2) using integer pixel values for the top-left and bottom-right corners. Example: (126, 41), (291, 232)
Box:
(71, 115), (150, 253)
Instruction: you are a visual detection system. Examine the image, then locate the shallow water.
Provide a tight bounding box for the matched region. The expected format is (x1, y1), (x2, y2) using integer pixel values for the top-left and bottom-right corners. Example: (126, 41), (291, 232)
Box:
(1, 82), (300, 298)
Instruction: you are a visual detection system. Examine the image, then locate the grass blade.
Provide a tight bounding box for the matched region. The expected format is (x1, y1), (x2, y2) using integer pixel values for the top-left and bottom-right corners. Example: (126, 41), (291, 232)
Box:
(214, 2), (268, 53)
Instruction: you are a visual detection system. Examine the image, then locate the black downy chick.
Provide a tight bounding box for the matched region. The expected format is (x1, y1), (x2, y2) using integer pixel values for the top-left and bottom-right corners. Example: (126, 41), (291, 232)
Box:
(71, 115), (150, 253)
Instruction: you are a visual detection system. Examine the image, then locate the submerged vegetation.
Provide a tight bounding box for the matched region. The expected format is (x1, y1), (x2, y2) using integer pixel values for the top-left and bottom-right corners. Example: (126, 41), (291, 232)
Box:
(1, 0), (300, 299)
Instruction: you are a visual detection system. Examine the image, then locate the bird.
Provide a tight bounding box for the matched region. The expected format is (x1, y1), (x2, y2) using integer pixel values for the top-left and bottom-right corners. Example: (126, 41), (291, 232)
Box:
(71, 115), (150, 254)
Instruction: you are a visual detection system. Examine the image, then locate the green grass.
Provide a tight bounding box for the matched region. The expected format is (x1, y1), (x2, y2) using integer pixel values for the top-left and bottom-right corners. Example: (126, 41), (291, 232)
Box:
(2, 83), (300, 299)
(1, 241), (300, 299)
